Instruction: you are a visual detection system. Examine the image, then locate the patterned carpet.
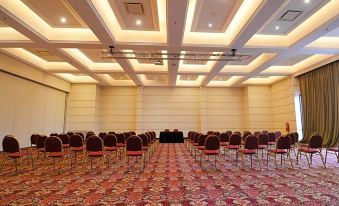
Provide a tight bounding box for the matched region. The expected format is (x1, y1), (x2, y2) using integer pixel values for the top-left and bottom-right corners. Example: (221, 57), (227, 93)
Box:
(0, 143), (339, 205)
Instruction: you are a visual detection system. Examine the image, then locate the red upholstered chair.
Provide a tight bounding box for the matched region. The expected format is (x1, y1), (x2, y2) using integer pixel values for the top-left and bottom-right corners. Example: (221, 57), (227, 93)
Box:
(325, 145), (339, 163)
(239, 135), (261, 170)
(186, 131), (192, 148)
(126, 135), (144, 170)
(108, 131), (115, 135)
(207, 131), (213, 135)
(164, 129), (170, 132)
(58, 133), (70, 150)
(226, 131), (233, 136)
(85, 131), (95, 141)
(173, 129), (179, 132)
(234, 131), (242, 136)
(227, 133), (242, 165)
(145, 132), (154, 154)
(267, 135), (294, 169)
(43, 136), (71, 173)
(50, 133), (58, 137)
(190, 133), (200, 153)
(213, 131), (220, 137)
(258, 133), (269, 158)
(115, 133), (126, 159)
(103, 134), (118, 165)
(36, 135), (47, 159)
(98, 132), (107, 140)
(267, 132), (276, 148)
(195, 134), (208, 159)
(67, 132), (74, 137)
(242, 131), (252, 144)
(253, 131), (260, 137)
(30, 133), (39, 148)
(130, 131), (136, 135)
(297, 134), (326, 168)
(69, 134), (84, 165)
(261, 130), (268, 135)
(75, 132), (84, 140)
(83, 136), (108, 172)
(274, 131), (282, 139)
(1, 135), (34, 174)
(139, 133), (150, 163)
(288, 133), (298, 157)
(219, 132), (230, 155)
(200, 135), (220, 168)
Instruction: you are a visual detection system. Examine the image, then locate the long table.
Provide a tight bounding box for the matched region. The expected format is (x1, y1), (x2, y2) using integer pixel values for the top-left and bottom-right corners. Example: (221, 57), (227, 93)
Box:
(159, 131), (184, 143)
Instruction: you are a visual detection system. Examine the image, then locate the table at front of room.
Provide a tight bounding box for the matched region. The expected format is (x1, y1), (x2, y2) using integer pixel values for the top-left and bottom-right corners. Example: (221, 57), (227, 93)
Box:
(159, 131), (184, 143)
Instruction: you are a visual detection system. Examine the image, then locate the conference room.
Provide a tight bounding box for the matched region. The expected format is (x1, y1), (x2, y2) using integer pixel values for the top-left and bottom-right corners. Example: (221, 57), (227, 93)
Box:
(0, 0), (338, 205)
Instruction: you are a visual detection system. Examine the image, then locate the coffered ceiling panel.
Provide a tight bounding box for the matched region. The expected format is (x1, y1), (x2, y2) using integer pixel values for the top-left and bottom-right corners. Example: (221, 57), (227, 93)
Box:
(0, 0), (338, 87)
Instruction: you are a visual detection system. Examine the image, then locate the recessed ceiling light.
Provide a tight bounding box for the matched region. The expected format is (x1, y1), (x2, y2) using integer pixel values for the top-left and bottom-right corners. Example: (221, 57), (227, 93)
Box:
(60, 17), (67, 23)
(304, 0), (310, 3)
(208, 23), (212, 28)
(136, 19), (142, 25)
(275, 26), (280, 30)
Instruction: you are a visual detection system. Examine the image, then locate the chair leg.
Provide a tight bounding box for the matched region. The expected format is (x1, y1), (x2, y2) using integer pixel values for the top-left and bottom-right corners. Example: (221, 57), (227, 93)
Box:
(236, 150), (238, 166)
(82, 155), (87, 171)
(60, 158), (65, 173)
(256, 154), (261, 171)
(31, 156), (35, 169)
(319, 152), (326, 168)
(0, 156), (7, 174)
(305, 153), (311, 168)
(296, 151), (299, 164)
(274, 154), (278, 168)
(310, 154), (313, 165)
(266, 151), (269, 166)
(288, 153), (294, 169)
(102, 156), (105, 173)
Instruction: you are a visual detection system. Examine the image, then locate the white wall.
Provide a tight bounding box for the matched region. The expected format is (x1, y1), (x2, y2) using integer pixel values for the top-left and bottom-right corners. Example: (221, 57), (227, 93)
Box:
(0, 71), (66, 150)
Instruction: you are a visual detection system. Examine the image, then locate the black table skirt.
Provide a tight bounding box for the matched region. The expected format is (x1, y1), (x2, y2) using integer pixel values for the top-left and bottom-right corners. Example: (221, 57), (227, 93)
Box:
(159, 132), (184, 143)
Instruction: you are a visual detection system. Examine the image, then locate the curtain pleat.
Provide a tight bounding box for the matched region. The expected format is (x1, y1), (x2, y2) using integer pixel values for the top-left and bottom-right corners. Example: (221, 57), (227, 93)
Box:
(298, 60), (339, 147)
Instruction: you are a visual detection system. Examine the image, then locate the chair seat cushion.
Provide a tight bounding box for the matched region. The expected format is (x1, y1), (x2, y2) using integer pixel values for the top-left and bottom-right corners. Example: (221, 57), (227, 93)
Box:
(197, 146), (205, 150)
(104, 146), (117, 151)
(193, 143), (198, 146)
(239, 149), (256, 154)
(268, 149), (288, 154)
(228, 145), (240, 149)
(88, 151), (105, 156)
(268, 142), (275, 145)
(71, 146), (84, 151)
(7, 151), (31, 158)
(327, 147), (339, 152)
(220, 142), (228, 146)
(298, 147), (320, 153)
(62, 144), (70, 148)
(117, 143), (125, 147)
(142, 146), (149, 150)
(48, 151), (70, 157)
(126, 151), (143, 156)
(202, 150), (219, 155)
(258, 145), (267, 149)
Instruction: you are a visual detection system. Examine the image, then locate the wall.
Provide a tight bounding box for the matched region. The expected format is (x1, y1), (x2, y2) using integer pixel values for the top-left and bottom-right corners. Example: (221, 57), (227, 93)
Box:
(270, 77), (298, 134)
(0, 71), (66, 150)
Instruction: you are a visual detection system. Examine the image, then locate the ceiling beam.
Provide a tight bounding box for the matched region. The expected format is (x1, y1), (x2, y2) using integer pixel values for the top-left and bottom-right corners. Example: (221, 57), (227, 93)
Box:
(167, 0), (188, 86)
(200, 0), (285, 86)
(68, 0), (142, 86)
(232, 18), (339, 86)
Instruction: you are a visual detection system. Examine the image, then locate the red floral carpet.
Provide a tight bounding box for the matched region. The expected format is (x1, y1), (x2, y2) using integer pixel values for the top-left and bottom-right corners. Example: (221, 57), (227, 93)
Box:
(0, 143), (339, 205)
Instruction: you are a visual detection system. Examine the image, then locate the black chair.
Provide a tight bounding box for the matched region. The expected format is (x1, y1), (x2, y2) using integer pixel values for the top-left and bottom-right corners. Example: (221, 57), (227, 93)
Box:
(83, 136), (108, 172)
(239, 135), (261, 170)
(126, 135), (144, 170)
(43, 136), (71, 173)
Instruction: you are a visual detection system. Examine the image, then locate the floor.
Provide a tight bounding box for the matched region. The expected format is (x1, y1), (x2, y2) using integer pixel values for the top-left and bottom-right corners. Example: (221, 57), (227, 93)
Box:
(0, 143), (338, 205)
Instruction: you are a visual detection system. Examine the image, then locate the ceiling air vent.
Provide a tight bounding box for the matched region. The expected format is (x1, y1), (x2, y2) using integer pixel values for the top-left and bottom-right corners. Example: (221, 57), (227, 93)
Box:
(125, 3), (144, 14)
(279, 10), (302, 21)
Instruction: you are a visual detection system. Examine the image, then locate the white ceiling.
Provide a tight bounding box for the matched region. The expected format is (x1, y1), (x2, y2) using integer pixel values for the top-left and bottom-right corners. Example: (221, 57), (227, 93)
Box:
(0, 0), (338, 87)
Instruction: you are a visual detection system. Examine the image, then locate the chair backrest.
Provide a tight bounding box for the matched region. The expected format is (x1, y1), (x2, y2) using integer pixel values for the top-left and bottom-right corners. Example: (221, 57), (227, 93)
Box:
(219, 132), (230, 143)
(30, 133), (39, 145)
(115, 133), (125, 144)
(194, 133), (201, 143)
(126, 135), (142, 151)
(276, 135), (291, 150)
(67, 132), (74, 137)
(293, 132), (299, 142)
(234, 131), (242, 136)
(146, 132), (152, 143)
(70, 134), (83, 147)
(130, 131), (136, 135)
(50, 133), (58, 137)
(229, 133), (241, 146)
(123, 132), (131, 141)
(86, 136), (103, 152)
(164, 129), (170, 132)
(226, 131), (233, 136)
(258, 133), (268, 145)
(104, 134), (117, 147)
(2, 135), (20, 153)
(253, 131), (260, 137)
(75, 132), (84, 139)
(173, 129), (179, 132)
(108, 131), (115, 135)
(45, 136), (63, 153)
(242, 131), (252, 140)
(244, 135), (259, 150)
(288, 133), (297, 145)
(205, 135), (220, 150)
(139, 134), (149, 147)
(86, 131), (95, 140)
(268, 132), (276, 142)
(58, 133), (70, 144)
(207, 131), (213, 135)
(98, 132), (107, 140)
(261, 130), (268, 135)
(309, 134), (322, 149)
(198, 134), (208, 146)
(274, 131), (282, 139)
(213, 131), (220, 137)
(36, 135), (47, 149)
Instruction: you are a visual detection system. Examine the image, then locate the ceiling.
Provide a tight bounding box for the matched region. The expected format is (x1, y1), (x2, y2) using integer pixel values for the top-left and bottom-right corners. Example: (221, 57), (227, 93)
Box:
(0, 0), (338, 87)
